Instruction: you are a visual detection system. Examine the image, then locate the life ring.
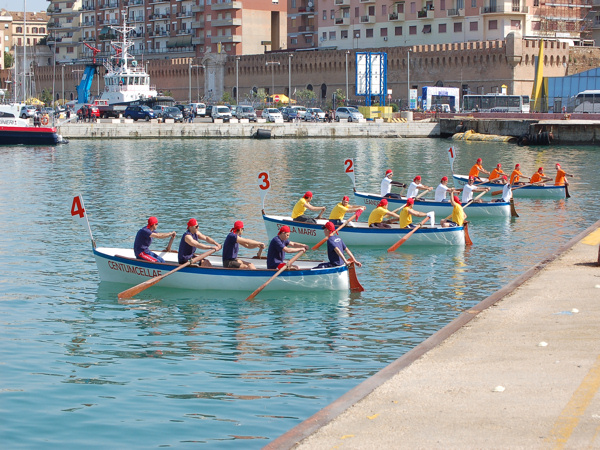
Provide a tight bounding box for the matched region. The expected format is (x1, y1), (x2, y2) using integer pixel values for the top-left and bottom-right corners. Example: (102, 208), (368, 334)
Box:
(41, 115), (49, 126)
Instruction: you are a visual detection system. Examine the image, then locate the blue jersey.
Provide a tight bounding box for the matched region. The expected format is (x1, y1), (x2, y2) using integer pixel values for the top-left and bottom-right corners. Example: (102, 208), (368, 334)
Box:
(178, 230), (198, 264)
(266, 235), (289, 269)
(133, 227), (153, 256)
(222, 232), (239, 262)
(326, 235), (347, 266)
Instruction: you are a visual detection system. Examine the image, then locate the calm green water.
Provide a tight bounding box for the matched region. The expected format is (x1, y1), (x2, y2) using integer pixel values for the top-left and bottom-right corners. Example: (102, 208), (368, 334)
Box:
(1, 138), (598, 448)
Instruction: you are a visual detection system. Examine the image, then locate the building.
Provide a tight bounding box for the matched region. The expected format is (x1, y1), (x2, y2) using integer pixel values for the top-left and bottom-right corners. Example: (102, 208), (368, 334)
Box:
(47, 1), (82, 64)
(1, 12), (11, 71)
(5, 10), (48, 48)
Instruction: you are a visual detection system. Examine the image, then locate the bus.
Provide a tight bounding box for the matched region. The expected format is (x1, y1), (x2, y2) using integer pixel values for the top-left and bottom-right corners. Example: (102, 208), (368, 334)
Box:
(462, 94), (530, 113)
(421, 86), (460, 112)
(573, 90), (600, 113)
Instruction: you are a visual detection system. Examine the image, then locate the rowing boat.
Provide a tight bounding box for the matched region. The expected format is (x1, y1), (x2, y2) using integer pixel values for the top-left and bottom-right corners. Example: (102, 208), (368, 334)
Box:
(353, 191), (511, 218)
(452, 174), (566, 199)
(263, 214), (465, 247)
(94, 247), (350, 292)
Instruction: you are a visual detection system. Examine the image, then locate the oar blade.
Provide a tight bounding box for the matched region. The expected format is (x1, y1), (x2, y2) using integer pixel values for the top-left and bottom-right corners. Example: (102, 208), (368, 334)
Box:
(565, 184), (571, 198)
(510, 198), (519, 218)
(463, 221), (473, 246)
(387, 216), (429, 252)
(348, 263), (364, 292)
(118, 276), (164, 300)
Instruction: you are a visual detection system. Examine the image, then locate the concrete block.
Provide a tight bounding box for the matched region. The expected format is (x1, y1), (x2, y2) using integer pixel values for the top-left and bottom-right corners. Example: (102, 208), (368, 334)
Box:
(229, 118), (239, 123)
(337, 118), (348, 123)
(122, 119), (134, 124)
(213, 118), (224, 123)
(357, 118), (367, 123)
(374, 118), (384, 123)
(164, 118), (175, 123)
(273, 118), (284, 123)
(99, 118), (120, 124)
(239, 118), (250, 123)
(150, 119), (159, 123)
(256, 118), (267, 123)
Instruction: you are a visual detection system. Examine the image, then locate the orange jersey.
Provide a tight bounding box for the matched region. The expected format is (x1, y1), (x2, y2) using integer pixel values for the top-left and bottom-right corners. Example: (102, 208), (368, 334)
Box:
(489, 168), (506, 181)
(530, 172), (545, 184)
(555, 168), (567, 186)
(468, 164), (484, 178)
(510, 170), (522, 184)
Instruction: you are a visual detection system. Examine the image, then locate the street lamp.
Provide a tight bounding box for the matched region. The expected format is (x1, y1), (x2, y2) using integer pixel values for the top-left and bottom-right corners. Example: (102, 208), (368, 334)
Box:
(188, 59), (201, 103)
(288, 53), (293, 103)
(407, 48), (412, 110)
(345, 50), (350, 106)
(266, 61), (280, 105)
(236, 56), (240, 105)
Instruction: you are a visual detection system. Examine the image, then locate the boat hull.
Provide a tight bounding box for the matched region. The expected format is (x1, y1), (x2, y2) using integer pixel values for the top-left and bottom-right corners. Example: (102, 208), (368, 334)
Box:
(94, 248), (349, 292)
(263, 215), (465, 247)
(453, 174), (566, 199)
(0, 125), (60, 146)
(353, 191), (510, 218)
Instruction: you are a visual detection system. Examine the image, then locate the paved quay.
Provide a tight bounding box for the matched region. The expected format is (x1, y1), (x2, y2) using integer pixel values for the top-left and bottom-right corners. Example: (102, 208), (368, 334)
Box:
(267, 221), (600, 450)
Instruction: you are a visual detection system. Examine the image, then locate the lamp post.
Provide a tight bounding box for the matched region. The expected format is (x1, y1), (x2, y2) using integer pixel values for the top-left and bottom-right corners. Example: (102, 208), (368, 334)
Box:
(236, 56), (240, 105)
(61, 63), (65, 105)
(188, 59), (201, 104)
(345, 50), (350, 106)
(407, 48), (412, 110)
(266, 61), (280, 105)
(288, 53), (293, 103)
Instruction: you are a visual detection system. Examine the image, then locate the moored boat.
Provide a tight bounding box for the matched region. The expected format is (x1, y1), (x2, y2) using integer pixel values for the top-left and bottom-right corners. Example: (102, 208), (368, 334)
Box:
(453, 174), (566, 199)
(353, 191), (511, 218)
(0, 108), (63, 146)
(263, 214), (465, 247)
(94, 247), (350, 293)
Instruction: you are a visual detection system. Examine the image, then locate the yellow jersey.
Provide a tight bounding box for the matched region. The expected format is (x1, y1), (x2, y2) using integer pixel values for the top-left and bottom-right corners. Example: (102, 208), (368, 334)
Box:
(368, 207), (388, 226)
(399, 207), (412, 228)
(329, 203), (349, 220)
(291, 198), (308, 219)
(452, 203), (465, 226)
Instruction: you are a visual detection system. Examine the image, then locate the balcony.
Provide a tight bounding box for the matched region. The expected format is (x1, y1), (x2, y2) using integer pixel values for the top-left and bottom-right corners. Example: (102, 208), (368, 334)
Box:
(209, 34), (242, 43)
(297, 6), (315, 13)
(211, 18), (242, 27)
(177, 29), (193, 35)
(129, 0), (144, 5)
(335, 16), (350, 25)
(417, 8), (435, 18)
(334, 0), (351, 5)
(388, 11), (405, 20)
(360, 0), (376, 3)
(149, 14), (170, 21)
(481, 4), (528, 13)
(360, 14), (375, 23)
(191, 4), (205, 12)
(446, 8), (465, 16)
(176, 11), (194, 18)
(81, 20), (96, 27)
(192, 36), (205, 45)
(298, 25), (315, 32)
(211, 1), (242, 11)
(191, 20), (205, 28)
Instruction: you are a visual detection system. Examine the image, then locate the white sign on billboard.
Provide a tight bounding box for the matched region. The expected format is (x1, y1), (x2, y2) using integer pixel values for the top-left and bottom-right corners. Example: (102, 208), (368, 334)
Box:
(370, 53), (381, 95)
(356, 53), (368, 96)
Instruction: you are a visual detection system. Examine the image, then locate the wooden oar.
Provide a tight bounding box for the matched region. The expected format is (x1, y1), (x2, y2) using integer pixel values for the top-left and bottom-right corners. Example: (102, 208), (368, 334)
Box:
(246, 249), (306, 300)
(312, 212), (359, 250)
(442, 190), (487, 221)
(510, 198), (519, 218)
(118, 249), (217, 300)
(564, 182), (571, 199)
(492, 181), (545, 196)
(163, 233), (175, 252)
(413, 189), (431, 200)
(463, 221), (473, 245)
(387, 216), (430, 252)
(347, 261), (364, 292)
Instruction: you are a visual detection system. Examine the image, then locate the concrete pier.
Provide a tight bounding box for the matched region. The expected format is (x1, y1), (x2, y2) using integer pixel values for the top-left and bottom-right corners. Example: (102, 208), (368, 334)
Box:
(266, 221), (600, 450)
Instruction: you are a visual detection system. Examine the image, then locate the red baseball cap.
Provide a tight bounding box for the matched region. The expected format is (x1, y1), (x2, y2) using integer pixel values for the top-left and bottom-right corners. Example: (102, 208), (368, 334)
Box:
(496, 163), (502, 168)
(304, 191), (313, 199)
(231, 220), (244, 232)
(441, 176), (448, 182)
(148, 216), (158, 226)
(538, 167), (543, 172)
(503, 175), (508, 181)
(323, 221), (336, 233)
(187, 218), (198, 227)
(414, 175), (421, 181)
(407, 198), (415, 205)
(378, 199), (388, 207)
(342, 195), (350, 202)
(279, 225), (291, 233)
(477, 158), (482, 163)
(453, 195), (461, 204)
(385, 169), (393, 175)
(468, 176), (475, 182)
(555, 163), (561, 167)
(515, 163), (520, 168)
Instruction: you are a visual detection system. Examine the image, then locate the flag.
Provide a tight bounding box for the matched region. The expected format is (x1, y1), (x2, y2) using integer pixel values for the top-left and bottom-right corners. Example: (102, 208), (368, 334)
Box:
(531, 39), (544, 112)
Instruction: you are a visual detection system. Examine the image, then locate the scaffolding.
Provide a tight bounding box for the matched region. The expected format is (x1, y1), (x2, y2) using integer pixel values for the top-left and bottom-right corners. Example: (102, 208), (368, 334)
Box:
(537, 0), (594, 42)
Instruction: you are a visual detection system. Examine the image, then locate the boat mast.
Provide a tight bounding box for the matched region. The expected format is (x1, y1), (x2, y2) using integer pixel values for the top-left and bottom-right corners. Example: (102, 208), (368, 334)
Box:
(23, 0), (27, 103)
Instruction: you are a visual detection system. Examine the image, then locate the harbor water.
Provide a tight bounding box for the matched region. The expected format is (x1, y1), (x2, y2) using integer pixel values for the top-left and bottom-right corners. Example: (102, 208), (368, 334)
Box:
(1, 138), (599, 448)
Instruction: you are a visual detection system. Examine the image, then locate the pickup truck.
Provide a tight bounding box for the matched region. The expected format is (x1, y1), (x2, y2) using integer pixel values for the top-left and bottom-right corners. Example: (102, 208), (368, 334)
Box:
(92, 99), (127, 119)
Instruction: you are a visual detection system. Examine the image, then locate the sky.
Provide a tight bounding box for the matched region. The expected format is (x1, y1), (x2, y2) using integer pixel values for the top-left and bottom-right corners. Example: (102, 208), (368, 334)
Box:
(0, 0), (49, 14)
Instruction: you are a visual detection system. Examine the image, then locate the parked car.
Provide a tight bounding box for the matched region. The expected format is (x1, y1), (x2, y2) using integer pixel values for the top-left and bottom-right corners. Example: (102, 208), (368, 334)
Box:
(123, 105), (156, 121)
(262, 108), (283, 122)
(335, 106), (364, 122)
(20, 105), (37, 119)
(41, 107), (56, 116)
(174, 104), (191, 118)
(211, 105), (232, 122)
(303, 108), (326, 121)
(152, 105), (168, 118)
(205, 105), (213, 118)
(162, 106), (185, 122)
(77, 104), (100, 119)
(235, 105), (257, 121)
(188, 102), (206, 116)
(282, 106), (307, 122)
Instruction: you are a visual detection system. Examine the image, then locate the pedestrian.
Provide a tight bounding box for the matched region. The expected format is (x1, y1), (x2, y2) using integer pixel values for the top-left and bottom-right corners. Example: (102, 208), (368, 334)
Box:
(266, 225), (308, 270)
(222, 220), (265, 269)
(291, 191), (326, 223)
(314, 221), (361, 269)
(177, 218), (222, 266)
(133, 216), (176, 263)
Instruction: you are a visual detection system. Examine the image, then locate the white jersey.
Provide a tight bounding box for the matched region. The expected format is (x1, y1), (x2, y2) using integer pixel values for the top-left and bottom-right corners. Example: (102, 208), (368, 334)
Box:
(462, 183), (476, 203)
(406, 182), (423, 199)
(502, 184), (512, 203)
(435, 183), (450, 202)
(380, 177), (392, 197)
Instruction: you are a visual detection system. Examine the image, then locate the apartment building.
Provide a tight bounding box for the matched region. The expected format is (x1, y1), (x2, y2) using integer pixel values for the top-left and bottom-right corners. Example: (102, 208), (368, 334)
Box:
(47, 0), (287, 62)
(47, 1), (82, 63)
(1, 12), (10, 70)
(1, 10), (48, 49)
(287, 0), (318, 49)
(315, 0), (594, 50)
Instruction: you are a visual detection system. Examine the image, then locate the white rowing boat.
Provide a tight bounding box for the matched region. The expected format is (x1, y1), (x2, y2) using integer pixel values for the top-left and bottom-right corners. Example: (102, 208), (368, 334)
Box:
(453, 174), (566, 199)
(94, 247), (350, 293)
(353, 191), (511, 218)
(263, 214), (465, 247)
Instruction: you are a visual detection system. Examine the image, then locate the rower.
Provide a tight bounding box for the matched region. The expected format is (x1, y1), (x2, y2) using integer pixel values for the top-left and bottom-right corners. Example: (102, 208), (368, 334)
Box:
(266, 225), (308, 270)
(328, 195), (366, 226)
(554, 163), (574, 186)
(468, 157), (490, 182)
(435, 176), (454, 202)
(133, 216), (176, 263)
(441, 195), (467, 227)
(381, 169), (406, 199)
(314, 221), (361, 269)
(367, 199), (400, 229)
(406, 175), (433, 199)
(399, 198), (432, 229)
(509, 163), (527, 186)
(529, 167), (552, 186)
(462, 176), (490, 204)
(291, 191), (326, 224)
(488, 163), (507, 183)
(178, 218), (221, 267)
(222, 220), (265, 270)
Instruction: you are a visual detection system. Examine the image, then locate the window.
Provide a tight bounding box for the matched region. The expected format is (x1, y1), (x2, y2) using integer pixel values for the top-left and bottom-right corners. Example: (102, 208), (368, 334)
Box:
(340, 30), (347, 39)
(323, 10), (326, 20)
(409, 25), (417, 34)
(489, 19), (497, 30)
(369, 5), (375, 15)
(457, 0), (464, 9)
(411, 2), (416, 13)
(382, 5), (387, 15)
(423, 24), (431, 33)
(380, 27), (388, 37)
(67, 46), (74, 53)
(454, 22), (462, 32)
(469, 21), (478, 31)
(440, 0), (445, 9)
(531, 21), (540, 30)
(291, 38), (298, 44)
(366, 28), (373, 37)
(291, 0), (296, 7)
(330, 31), (336, 40)
(395, 26), (402, 35)
(471, 0), (476, 6)
(355, 7), (359, 17)
(511, 20), (521, 29)
(533, 0), (539, 5)
(322, 31), (327, 40)
(16, 26), (22, 33)
(439, 23), (446, 33)
(331, 9), (334, 19)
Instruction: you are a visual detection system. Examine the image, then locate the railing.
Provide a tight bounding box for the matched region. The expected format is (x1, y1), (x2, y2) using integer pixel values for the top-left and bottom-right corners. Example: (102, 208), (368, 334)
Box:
(298, 25), (315, 32)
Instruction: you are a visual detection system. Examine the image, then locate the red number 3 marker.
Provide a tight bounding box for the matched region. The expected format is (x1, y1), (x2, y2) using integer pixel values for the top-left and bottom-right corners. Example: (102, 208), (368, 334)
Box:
(258, 172), (270, 191)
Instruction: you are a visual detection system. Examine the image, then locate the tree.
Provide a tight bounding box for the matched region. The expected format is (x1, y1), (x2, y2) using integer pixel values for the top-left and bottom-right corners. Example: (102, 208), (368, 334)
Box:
(4, 52), (14, 69)
(40, 88), (53, 106)
(333, 88), (346, 108)
(296, 89), (316, 105)
(221, 91), (234, 105)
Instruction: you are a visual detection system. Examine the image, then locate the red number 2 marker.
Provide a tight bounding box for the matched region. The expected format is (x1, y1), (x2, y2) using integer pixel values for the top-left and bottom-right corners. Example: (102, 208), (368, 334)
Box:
(344, 159), (354, 174)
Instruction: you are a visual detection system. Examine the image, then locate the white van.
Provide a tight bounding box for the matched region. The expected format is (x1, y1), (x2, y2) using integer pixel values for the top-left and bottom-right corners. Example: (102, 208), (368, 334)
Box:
(188, 102), (206, 117)
(211, 105), (232, 122)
